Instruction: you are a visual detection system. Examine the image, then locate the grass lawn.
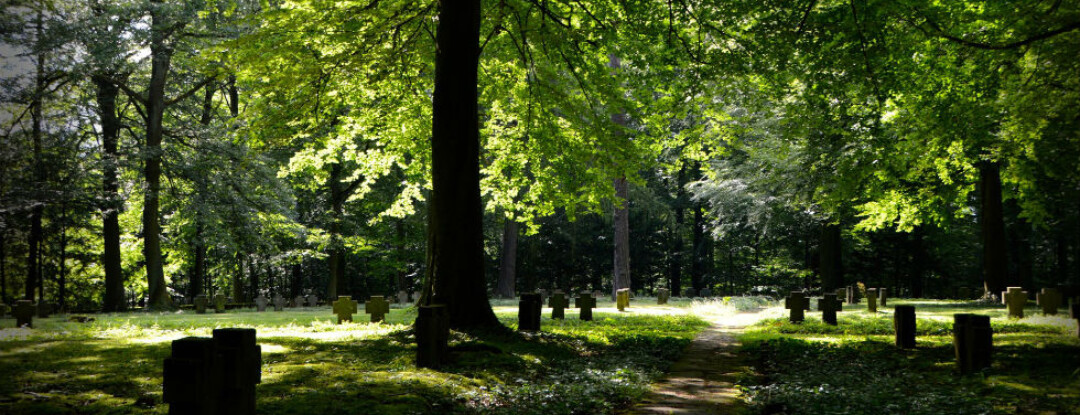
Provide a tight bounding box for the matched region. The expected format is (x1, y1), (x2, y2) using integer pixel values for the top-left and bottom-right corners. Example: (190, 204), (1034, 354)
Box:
(737, 299), (1080, 415)
(0, 297), (722, 415)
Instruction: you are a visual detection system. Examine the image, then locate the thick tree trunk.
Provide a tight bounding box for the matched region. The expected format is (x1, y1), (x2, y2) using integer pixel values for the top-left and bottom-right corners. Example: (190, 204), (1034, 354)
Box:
(94, 75), (126, 311)
(819, 223), (843, 290)
(1055, 233), (1069, 286)
(424, 0), (499, 328)
(978, 162), (1008, 296)
(613, 177), (631, 299)
(496, 218), (518, 298)
(143, 3), (172, 308)
(291, 263), (302, 298)
(909, 227), (926, 298)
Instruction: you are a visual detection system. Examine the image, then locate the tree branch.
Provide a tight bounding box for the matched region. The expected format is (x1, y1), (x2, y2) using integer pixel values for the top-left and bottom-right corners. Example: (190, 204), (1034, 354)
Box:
(917, 16), (1080, 50)
(165, 76), (218, 107)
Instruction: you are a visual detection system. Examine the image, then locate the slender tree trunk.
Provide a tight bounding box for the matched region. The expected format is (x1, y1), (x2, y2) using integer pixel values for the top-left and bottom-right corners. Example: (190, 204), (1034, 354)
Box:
(910, 227), (926, 298)
(189, 84), (215, 300)
(58, 202), (67, 311)
(291, 263), (302, 298)
(26, 8), (45, 301)
(395, 219), (407, 292)
(669, 167), (685, 296)
(1055, 233), (1069, 286)
(192, 225), (205, 298)
(233, 253), (244, 303)
(143, 2), (173, 308)
(1, 232), (6, 303)
(94, 75), (126, 311)
(327, 163), (345, 299)
(496, 218), (518, 298)
(691, 204), (706, 292)
(978, 162), (1008, 296)
(249, 256), (259, 299)
(613, 177), (631, 299)
(424, 0), (499, 328)
(819, 223), (843, 290)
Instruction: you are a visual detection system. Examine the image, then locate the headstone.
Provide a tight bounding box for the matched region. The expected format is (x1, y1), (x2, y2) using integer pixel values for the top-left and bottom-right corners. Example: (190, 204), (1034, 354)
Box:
(846, 286), (856, 304)
(957, 286), (971, 300)
(36, 302), (52, 318)
(880, 288), (888, 306)
(415, 304), (449, 368)
(866, 288), (879, 313)
(1036, 288), (1062, 316)
(575, 292), (596, 321)
(818, 293), (843, 325)
(784, 291), (810, 323)
(272, 294), (285, 312)
(1002, 287), (1027, 318)
(254, 295), (269, 312)
(953, 314), (992, 374)
(412, 291), (422, 303)
(536, 289), (550, 303)
(306, 294), (318, 307)
(518, 293), (542, 331)
(616, 288), (630, 312)
(657, 288), (670, 305)
(213, 294), (226, 313)
(194, 295), (208, 314)
(163, 328), (261, 415)
(365, 295), (390, 322)
(894, 305), (916, 349)
(13, 300), (34, 328)
(332, 296), (358, 324)
(592, 290), (603, 299)
(549, 290), (569, 320)
(682, 288), (696, 298)
(397, 291), (409, 305)
(1071, 303), (1080, 338)
(700, 288), (712, 297)
(294, 295), (305, 308)
(835, 288), (847, 303)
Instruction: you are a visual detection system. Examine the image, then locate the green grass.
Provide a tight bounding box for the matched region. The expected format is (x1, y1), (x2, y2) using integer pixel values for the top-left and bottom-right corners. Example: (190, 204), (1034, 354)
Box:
(738, 299), (1080, 415)
(0, 300), (712, 414)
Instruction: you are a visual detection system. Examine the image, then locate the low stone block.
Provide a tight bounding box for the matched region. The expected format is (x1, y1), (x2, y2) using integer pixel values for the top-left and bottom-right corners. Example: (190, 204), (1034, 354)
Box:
(272, 294), (285, 312)
(866, 288), (879, 313)
(518, 293), (542, 331)
(616, 288), (630, 312)
(194, 295), (208, 314)
(954, 314), (992, 374)
(213, 294), (226, 313)
(1037, 288), (1062, 316)
(415, 304), (449, 369)
(657, 288), (670, 305)
(254, 295), (269, 312)
(894, 305), (916, 349)
(13, 300), (34, 328)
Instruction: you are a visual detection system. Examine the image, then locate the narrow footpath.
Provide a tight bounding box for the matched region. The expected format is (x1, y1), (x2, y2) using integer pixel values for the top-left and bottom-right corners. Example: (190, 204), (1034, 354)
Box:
(629, 311), (765, 414)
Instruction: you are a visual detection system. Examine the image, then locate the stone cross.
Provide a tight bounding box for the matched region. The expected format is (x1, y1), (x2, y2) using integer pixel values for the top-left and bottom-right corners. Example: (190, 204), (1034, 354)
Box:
(866, 288), (879, 313)
(396, 290), (409, 305)
(575, 292), (596, 321)
(548, 290), (569, 319)
(365, 295), (390, 322)
(332, 296), (358, 324)
(657, 288), (670, 305)
(36, 302), (52, 318)
(616, 288), (630, 311)
(518, 293), (542, 331)
(306, 294), (318, 307)
(272, 294), (285, 311)
(894, 305), (916, 349)
(1002, 287), (1027, 318)
(194, 295), (208, 314)
(700, 288), (712, 297)
(294, 295), (305, 308)
(13, 300), (34, 328)
(682, 288), (696, 298)
(784, 291), (810, 323)
(213, 294), (227, 313)
(1036, 288), (1062, 316)
(818, 293), (843, 325)
(879, 288), (888, 306)
(953, 314), (992, 374)
(254, 295), (269, 312)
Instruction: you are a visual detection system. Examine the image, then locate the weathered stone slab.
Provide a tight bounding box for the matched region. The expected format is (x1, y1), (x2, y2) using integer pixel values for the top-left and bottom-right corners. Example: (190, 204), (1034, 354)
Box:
(333, 296), (358, 324)
(194, 295), (208, 314)
(518, 293), (542, 331)
(213, 294), (226, 313)
(894, 305), (916, 349)
(1002, 287), (1027, 318)
(306, 294), (318, 307)
(784, 291), (810, 323)
(818, 293), (842, 325)
(365, 295), (390, 323)
(254, 295), (269, 312)
(36, 302), (52, 318)
(682, 288), (696, 298)
(293, 295), (305, 308)
(13, 300), (34, 328)
(548, 290), (568, 320)
(396, 291), (409, 305)
(879, 288), (888, 306)
(163, 328), (261, 415)
(415, 304), (449, 369)
(1036, 288), (1062, 316)
(657, 288), (670, 305)
(699, 288), (712, 298)
(616, 288), (630, 312)
(953, 314), (992, 374)
(272, 294), (285, 312)
(866, 288), (879, 313)
(575, 292), (596, 321)
(212, 328), (261, 415)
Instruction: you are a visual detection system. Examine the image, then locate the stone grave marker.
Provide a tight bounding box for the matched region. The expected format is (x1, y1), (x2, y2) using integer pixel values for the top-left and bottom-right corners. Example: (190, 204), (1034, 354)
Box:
(162, 328), (261, 415)
(412, 291), (422, 302)
(365, 295), (390, 322)
(549, 290), (569, 319)
(894, 305), (916, 349)
(294, 295), (305, 308)
(846, 286), (856, 304)
(1071, 303), (1080, 338)
(700, 288), (712, 298)
(254, 295), (269, 312)
(518, 293), (542, 331)
(415, 304), (449, 369)
(818, 293), (842, 325)
(0, 302), (8, 318)
(36, 302), (52, 318)
(272, 294), (285, 311)
(784, 291), (810, 323)
(537, 289), (550, 303)
(616, 288), (630, 311)
(575, 292), (596, 321)
(1036, 288), (1062, 316)
(1002, 287), (1027, 318)
(306, 294), (318, 307)
(592, 290), (603, 299)
(866, 288), (879, 313)
(194, 294), (208, 314)
(657, 288), (670, 305)
(835, 288), (847, 303)
(682, 288), (696, 298)
(957, 286), (971, 300)
(332, 296), (358, 324)
(213, 294), (226, 313)
(880, 288), (888, 306)
(953, 314), (992, 374)
(13, 300), (34, 328)
(397, 291), (409, 305)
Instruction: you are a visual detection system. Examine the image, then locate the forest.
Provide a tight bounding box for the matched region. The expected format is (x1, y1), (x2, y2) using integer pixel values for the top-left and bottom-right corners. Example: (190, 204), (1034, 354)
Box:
(1, 0), (1078, 316)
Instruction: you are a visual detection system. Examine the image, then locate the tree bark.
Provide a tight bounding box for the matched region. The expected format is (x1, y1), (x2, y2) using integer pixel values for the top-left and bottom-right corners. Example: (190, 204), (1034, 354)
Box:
(819, 223), (843, 290)
(233, 253), (244, 303)
(496, 218), (518, 298)
(58, 202), (68, 311)
(0, 233), (6, 304)
(424, 0), (499, 328)
(26, 7), (45, 301)
(691, 204), (706, 292)
(978, 162), (1008, 296)
(395, 219), (407, 292)
(143, 1), (173, 308)
(613, 176), (631, 299)
(327, 163), (345, 299)
(94, 75), (126, 311)
(669, 167), (686, 296)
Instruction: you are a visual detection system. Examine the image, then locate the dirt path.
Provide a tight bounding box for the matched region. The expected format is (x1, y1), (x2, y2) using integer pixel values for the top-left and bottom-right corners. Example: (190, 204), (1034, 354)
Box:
(629, 311), (765, 414)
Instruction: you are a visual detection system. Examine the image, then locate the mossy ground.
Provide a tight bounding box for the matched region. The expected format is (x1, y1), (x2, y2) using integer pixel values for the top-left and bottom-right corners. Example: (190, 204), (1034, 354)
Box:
(738, 299), (1080, 415)
(0, 298), (713, 415)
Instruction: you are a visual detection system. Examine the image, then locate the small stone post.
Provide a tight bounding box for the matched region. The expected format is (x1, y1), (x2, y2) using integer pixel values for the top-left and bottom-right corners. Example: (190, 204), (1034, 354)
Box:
(1036, 288), (1062, 316)
(518, 293), (542, 331)
(866, 289), (879, 313)
(880, 288), (888, 306)
(365, 296), (390, 323)
(415, 304), (449, 369)
(213, 294), (226, 313)
(13, 300), (34, 328)
(213, 328), (261, 415)
(163, 337), (220, 415)
(954, 314), (992, 374)
(657, 288), (670, 305)
(894, 305), (916, 349)
(332, 296), (358, 324)
(616, 288), (630, 311)
(194, 295), (208, 314)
